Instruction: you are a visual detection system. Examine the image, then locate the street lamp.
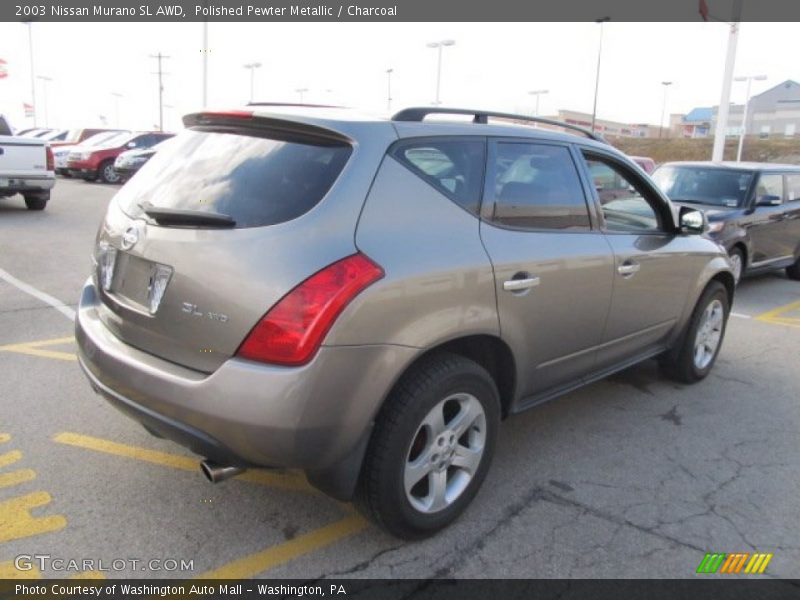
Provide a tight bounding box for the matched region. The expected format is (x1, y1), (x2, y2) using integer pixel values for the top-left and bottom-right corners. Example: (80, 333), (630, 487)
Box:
(36, 75), (52, 128)
(426, 39), (455, 105)
(386, 68), (394, 112)
(243, 62), (262, 103)
(295, 87), (309, 103)
(591, 17), (610, 133)
(22, 22), (37, 127)
(659, 81), (673, 139)
(734, 74), (767, 162)
(111, 92), (123, 128)
(528, 89), (549, 117)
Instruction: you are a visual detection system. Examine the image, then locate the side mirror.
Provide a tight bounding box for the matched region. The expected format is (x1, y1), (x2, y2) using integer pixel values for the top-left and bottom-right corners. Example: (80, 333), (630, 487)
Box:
(756, 195), (781, 207)
(679, 206), (706, 234)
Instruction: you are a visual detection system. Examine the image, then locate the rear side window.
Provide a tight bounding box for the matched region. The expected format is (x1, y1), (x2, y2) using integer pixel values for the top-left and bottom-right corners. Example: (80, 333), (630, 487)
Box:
(116, 129), (352, 228)
(786, 174), (800, 202)
(489, 142), (590, 230)
(391, 139), (486, 215)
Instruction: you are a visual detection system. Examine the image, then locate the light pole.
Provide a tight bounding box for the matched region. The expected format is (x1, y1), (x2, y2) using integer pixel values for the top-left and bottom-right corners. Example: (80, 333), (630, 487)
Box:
(734, 74), (767, 162)
(528, 89), (549, 117)
(427, 39), (455, 105)
(386, 68), (394, 112)
(295, 87), (308, 103)
(36, 75), (52, 128)
(243, 62), (262, 103)
(111, 92), (123, 128)
(23, 22), (37, 127)
(659, 81), (673, 138)
(591, 17), (610, 133)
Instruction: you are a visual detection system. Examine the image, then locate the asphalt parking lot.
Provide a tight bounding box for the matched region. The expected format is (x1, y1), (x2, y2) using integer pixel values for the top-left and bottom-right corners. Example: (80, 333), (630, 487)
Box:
(1, 178), (799, 580)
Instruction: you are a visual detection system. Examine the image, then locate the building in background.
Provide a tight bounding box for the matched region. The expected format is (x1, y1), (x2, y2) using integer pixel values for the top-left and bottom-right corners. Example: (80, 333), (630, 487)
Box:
(672, 80), (800, 139)
(546, 109), (668, 139)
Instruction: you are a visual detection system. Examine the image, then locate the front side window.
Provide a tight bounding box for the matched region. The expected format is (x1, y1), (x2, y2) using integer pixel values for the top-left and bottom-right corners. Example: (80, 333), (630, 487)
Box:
(392, 139), (485, 214)
(489, 142), (590, 230)
(584, 154), (662, 233)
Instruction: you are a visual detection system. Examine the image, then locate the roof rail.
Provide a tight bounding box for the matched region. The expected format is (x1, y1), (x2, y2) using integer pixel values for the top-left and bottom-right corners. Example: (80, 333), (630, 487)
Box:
(391, 107), (606, 143)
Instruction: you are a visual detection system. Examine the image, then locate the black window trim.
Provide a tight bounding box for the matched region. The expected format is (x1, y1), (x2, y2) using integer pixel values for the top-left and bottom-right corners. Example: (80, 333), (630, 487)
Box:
(480, 137), (601, 234)
(388, 135), (488, 218)
(577, 147), (675, 236)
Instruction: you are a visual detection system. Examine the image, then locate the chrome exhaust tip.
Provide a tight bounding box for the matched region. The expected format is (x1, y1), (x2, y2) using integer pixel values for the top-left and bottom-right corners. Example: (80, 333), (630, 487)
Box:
(200, 459), (245, 483)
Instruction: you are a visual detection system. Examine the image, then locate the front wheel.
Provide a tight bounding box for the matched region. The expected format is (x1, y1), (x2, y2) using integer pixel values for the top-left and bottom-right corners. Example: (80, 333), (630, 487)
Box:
(98, 161), (120, 184)
(661, 281), (729, 383)
(356, 353), (500, 539)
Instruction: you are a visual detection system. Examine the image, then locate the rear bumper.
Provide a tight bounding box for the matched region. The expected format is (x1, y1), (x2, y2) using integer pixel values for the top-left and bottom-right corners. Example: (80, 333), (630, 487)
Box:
(0, 175), (55, 195)
(75, 279), (415, 470)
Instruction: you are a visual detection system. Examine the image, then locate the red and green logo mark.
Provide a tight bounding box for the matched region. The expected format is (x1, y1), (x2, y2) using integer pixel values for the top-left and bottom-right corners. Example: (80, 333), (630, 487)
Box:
(696, 552), (773, 574)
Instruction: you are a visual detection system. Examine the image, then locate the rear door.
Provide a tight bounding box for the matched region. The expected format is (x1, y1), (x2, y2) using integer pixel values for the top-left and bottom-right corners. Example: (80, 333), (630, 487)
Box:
(479, 139), (614, 400)
(784, 173), (800, 259)
(578, 149), (698, 369)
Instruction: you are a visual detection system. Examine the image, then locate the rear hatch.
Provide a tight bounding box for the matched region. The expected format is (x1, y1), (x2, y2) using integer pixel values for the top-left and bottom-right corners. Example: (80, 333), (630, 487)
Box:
(93, 112), (361, 372)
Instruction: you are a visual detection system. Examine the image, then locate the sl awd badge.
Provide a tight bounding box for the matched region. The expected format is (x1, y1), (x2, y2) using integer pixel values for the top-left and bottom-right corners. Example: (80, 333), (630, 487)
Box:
(181, 302), (229, 323)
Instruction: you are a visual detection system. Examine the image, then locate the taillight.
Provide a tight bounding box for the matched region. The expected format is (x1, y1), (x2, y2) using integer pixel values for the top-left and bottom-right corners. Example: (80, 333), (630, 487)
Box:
(46, 145), (54, 171)
(236, 253), (384, 366)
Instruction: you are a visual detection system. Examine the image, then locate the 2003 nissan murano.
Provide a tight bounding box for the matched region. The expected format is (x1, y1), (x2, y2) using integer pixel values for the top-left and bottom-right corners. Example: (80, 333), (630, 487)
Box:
(76, 106), (735, 539)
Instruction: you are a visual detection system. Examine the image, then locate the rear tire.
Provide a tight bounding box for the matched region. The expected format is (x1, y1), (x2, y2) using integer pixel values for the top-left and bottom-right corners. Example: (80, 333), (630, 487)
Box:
(786, 256), (800, 281)
(356, 353), (500, 539)
(24, 194), (48, 211)
(661, 281), (729, 384)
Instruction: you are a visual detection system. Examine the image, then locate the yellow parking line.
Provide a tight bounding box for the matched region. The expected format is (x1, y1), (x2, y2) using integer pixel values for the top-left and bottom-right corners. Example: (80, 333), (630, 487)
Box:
(0, 433), (10, 443)
(0, 469), (36, 488)
(0, 336), (76, 361)
(755, 300), (800, 328)
(199, 513), (368, 579)
(0, 560), (41, 579)
(53, 432), (314, 493)
(0, 491), (67, 543)
(0, 450), (23, 468)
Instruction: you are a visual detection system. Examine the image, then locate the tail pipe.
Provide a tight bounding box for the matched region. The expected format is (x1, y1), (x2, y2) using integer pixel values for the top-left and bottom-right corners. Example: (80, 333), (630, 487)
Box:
(200, 459), (245, 483)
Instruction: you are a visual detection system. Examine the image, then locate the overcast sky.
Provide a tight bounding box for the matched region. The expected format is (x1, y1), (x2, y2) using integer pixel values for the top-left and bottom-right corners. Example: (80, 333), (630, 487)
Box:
(0, 21), (797, 132)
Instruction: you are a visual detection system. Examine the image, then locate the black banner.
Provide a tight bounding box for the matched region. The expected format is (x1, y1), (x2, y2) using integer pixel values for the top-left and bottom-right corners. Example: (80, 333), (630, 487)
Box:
(3, 580), (800, 600)
(3, 0), (800, 22)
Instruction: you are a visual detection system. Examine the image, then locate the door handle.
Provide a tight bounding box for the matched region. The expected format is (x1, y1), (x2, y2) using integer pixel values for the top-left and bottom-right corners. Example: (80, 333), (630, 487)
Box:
(617, 262), (641, 276)
(503, 277), (540, 292)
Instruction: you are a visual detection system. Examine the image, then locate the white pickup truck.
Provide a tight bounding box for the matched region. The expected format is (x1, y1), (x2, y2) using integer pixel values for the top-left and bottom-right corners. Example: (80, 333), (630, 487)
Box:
(0, 115), (56, 211)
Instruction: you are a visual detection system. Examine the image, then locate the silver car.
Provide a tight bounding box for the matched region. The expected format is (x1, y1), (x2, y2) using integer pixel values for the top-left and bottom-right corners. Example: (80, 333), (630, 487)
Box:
(76, 106), (734, 539)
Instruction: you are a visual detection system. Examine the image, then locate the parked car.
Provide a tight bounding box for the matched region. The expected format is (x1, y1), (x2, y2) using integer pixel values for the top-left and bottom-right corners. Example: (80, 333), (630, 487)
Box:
(113, 138), (173, 181)
(653, 161), (800, 283)
(51, 127), (124, 148)
(38, 129), (70, 143)
(67, 131), (173, 183)
(630, 155), (656, 174)
(20, 128), (55, 138)
(54, 131), (131, 177)
(0, 131), (55, 210)
(76, 106), (734, 539)
(0, 115), (13, 136)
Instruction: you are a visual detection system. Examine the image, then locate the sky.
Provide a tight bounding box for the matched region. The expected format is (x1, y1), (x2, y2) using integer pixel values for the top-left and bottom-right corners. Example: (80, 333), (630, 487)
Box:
(0, 21), (798, 132)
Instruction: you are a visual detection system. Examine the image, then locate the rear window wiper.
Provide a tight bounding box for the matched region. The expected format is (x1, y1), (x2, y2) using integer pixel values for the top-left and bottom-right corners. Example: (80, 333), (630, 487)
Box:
(138, 202), (236, 228)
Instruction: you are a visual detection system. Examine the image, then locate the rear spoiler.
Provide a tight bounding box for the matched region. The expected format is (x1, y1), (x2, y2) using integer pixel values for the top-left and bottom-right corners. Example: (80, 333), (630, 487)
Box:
(183, 110), (352, 146)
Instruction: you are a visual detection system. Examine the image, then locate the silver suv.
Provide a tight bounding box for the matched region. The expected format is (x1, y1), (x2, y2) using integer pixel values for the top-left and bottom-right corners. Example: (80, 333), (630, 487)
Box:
(76, 106), (734, 539)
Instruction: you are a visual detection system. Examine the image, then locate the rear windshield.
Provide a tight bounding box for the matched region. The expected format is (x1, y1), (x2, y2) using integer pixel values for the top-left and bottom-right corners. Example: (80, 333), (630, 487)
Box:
(653, 166), (754, 208)
(116, 129), (352, 228)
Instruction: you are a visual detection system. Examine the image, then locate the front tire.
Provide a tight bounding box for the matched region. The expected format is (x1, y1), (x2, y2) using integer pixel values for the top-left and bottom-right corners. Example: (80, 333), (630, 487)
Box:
(356, 353), (500, 539)
(661, 281), (729, 384)
(786, 256), (800, 281)
(98, 161), (120, 184)
(728, 247), (744, 285)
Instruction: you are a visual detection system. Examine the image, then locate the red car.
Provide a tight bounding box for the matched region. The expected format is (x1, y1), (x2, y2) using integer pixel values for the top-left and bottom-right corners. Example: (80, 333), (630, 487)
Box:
(67, 131), (173, 183)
